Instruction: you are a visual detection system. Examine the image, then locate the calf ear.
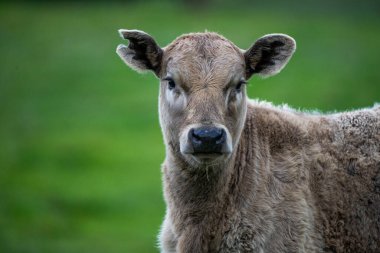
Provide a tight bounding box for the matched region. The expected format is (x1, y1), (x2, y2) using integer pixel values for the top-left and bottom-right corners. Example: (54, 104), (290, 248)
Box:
(244, 34), (296, 78)
(116, 29), (163, 76)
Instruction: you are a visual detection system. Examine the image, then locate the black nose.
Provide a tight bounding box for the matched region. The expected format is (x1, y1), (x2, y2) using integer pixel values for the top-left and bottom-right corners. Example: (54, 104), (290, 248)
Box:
(189, 127), (226, 154)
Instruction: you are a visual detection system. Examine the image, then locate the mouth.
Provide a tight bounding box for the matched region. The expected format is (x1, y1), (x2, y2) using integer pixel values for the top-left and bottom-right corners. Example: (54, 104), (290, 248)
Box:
(186, 151), (231, 165)
(183, 149), (229, 157)
(193, 152), (223, 157)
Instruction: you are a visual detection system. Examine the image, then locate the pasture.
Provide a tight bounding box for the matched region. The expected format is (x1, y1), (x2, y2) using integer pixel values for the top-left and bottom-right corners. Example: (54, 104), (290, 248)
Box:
(0, 1), (379, 252)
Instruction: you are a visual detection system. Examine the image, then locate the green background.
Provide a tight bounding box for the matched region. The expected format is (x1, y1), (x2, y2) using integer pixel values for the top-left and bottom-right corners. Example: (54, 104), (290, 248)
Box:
(1, 1), (379, 252)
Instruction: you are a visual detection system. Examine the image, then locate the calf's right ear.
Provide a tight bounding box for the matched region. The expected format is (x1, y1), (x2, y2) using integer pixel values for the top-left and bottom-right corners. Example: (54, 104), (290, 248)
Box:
(116, 29), (163, 76)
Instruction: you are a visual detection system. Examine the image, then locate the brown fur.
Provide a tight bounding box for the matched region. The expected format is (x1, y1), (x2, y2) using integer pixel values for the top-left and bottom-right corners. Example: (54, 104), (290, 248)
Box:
(116, 31), (380, 252)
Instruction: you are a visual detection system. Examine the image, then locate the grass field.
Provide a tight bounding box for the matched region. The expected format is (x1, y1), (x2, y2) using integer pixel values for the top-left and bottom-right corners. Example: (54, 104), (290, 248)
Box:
(0, 1), (379, 252)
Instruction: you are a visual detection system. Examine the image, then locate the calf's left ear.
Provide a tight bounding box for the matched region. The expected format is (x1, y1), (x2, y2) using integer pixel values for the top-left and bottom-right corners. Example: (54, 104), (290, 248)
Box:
(244, 34), (296, 78)
(116, 29), (163, 76)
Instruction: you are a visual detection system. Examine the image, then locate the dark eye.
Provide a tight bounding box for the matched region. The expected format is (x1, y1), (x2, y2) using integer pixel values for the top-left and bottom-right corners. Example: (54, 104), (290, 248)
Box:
(235, 80), (246, 92)
(167, 79), (176, 90)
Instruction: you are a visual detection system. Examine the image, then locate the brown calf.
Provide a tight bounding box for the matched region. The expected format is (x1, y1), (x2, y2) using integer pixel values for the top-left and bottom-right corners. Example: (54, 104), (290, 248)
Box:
(117, 30), (380, 253)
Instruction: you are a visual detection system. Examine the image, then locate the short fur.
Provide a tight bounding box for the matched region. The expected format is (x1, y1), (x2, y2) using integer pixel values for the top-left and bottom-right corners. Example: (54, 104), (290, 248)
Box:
(116, 30), (380, 253)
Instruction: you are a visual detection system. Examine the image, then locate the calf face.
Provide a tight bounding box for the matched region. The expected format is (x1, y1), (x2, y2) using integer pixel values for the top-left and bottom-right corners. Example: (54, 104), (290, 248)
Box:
(117, 30), (296, 166)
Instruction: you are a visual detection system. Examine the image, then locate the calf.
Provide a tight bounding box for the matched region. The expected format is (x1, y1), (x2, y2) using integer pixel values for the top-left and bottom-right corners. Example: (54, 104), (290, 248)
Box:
(116, 30), (380, 253)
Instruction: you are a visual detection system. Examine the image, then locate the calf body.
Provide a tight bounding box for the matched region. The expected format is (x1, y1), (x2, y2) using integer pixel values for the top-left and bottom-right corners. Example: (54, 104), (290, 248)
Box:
(161, 102), (380, 252)
(116, 30), (380, 252)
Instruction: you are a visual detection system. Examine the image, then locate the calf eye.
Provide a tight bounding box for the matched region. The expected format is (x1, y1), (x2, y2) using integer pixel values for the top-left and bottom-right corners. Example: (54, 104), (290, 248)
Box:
(235, 80), (246, 92)
(167, 79), (176, 90)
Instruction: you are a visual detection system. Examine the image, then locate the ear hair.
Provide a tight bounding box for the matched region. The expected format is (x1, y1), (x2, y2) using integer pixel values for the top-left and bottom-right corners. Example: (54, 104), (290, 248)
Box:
(116, 29), (163, 76)
(244, 34), (296, 78)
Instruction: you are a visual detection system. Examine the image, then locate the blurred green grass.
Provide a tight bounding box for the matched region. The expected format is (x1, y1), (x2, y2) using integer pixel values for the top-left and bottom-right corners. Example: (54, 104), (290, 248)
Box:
(0, 1), (379, 252)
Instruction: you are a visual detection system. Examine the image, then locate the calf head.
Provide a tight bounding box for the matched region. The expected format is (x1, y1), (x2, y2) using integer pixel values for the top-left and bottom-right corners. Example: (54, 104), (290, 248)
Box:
(117, 30), (296, 166)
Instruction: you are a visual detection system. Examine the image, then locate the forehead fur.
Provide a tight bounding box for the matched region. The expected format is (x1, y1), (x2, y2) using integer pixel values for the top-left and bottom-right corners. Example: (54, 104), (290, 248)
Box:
(165, 32), (241, 56)
(162, 32), (244, 85)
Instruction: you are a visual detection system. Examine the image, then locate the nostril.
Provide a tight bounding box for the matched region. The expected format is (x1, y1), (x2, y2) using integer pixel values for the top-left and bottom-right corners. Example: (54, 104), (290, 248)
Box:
(215, 129), (226, 144)
(215, 128), (223, 139)
(190, 129), (202, 143)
